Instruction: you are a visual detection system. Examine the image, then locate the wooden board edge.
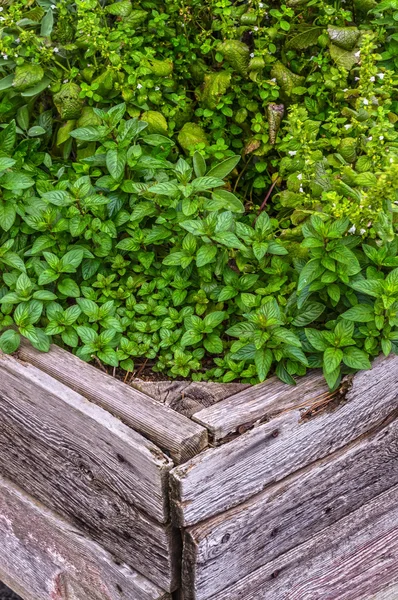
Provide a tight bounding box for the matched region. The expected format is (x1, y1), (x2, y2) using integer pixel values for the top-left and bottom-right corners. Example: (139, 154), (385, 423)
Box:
(0, 475), (172, 600)
(17, 340), (208, 464)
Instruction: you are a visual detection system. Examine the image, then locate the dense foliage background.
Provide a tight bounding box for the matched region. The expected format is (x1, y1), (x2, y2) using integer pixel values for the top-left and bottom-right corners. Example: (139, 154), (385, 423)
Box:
(0, 0), (398, 388)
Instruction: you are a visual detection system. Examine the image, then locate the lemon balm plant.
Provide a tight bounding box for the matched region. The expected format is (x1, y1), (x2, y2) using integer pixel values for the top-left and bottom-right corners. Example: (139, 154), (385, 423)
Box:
(0, 1), (397, 389)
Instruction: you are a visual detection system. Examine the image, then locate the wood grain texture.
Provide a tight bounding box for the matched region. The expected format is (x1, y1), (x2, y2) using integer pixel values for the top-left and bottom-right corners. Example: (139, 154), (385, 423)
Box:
(0, 354), (178, 591)
(131, 380), (249, 417)
(171, 354), (398, 526)
(366, 583), (398, 600)
(183, 414), (398, 599)
(18, 341), (207, 463)
(192, 371), (328, 442)
(208, 484), (398, 600)
(0, 475), (171, 600)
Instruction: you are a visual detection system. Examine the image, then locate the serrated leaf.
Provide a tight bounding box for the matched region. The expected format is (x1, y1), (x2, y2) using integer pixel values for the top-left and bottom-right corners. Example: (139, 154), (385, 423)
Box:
(286, 27), (324, 50)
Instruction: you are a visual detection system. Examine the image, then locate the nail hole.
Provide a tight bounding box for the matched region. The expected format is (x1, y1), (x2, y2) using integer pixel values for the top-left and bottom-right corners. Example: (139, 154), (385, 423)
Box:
(271, 570), (280, 579)
(116, 454), (125, 463)
(272, 430), (279, 438)
(270, 527), (278, 538)
(222, 533), (230, 544)
(116, 584), (123, 593)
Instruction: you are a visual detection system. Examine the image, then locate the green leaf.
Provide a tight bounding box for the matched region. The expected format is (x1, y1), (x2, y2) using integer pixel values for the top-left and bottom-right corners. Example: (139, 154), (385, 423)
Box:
(41, 8), (54, 36)
(193, 152), (206, 178)
(181, 330), (203, 346)
(329, 44), (359, 70)
(350, 279), (383, 298)
(292, 303), (325, 327)
(58, 278), (80, 298)
(0, 157), (16, 171)
(192, 176), (225, 192)
(206, 190), (245, 213)
(342, 304), (374, 322)
(206, 156), (240, 179)
(204, 334), (223, 354)
(60, 249), (84, 271)
(42, 190), (72, 206)
(213, 232), (246, 250)
(323, 366), (341, 390)
(70, 126), (107, 142)
(21, 77), (51, 97)
(343, 347), (371, 370)
(255, 348), (273, 382)
(298, 259), (325, 292)
(106, 149), (126, 180)
(286, 27), (324, 50)
(0, 330), (20, 354)
(76, 326), (97, 344)
(323, 347), (343, 374)
(203, 311), (226, 329)
(27, 126), (46, 137)
(0, 74), (15, 91)
(305, 328), (329, 351)
(196, 244), (217, 267)
(0, 203), (16, 231)
(148, 182), (179, 196)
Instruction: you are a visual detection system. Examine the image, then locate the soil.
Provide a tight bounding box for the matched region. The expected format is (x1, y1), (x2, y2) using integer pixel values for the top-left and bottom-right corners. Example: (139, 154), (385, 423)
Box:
(0, 583), (20, 600)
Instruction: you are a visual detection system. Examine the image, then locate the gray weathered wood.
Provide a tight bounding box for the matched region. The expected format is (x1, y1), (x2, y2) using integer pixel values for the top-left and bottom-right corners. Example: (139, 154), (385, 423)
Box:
(183, 413), (398, 599)
(131, 380), (248, 418)
(170, 354), (398, 525)
(209, 484), (398, 600)
(367, 583), (398, 600)
(0, 354), (178, 591)
(0, 475), (171, 600)
(18, 341), (207, 464)
(193, 370), (329, 442)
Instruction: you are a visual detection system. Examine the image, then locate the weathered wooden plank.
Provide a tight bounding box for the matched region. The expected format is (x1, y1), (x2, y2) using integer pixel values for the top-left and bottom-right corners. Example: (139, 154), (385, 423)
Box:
(183, 413), (398, 599)
(0, 476), (171, 600)
(18, 341), (207, 463)
(0, 355), (178, 591)
(193, 370), (328, 442)
(170, 354), (398, 525)
(367, 583), (398, 599)
(208, 484), (398, 600)
(131, 380), (248, 418)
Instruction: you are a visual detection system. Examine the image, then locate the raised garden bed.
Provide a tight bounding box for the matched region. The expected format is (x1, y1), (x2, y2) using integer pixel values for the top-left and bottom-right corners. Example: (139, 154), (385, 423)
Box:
(1, 343), (398, 599)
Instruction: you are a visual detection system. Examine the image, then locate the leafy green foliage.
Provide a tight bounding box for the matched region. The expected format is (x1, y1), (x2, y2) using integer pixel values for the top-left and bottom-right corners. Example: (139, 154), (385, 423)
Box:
(0, 1), (397, 388)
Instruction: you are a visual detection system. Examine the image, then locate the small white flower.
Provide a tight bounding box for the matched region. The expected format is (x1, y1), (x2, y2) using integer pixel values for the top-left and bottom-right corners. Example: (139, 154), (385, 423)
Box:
(53, 47), (59, 53)
(155, 86), (160, 91)
(354, 50), (361, 58)
(299, 185), (304, 193)
(377, 72), (384, 79)
(259, 2), (264, 6)
(355, 76), (360, 81)
(288, 150), (297, 156)
(0, 16), (5, 21)
(360, 228), (366, 235)
(15, 38), (20, 43)
(344, 124), (351, 129)
(363, 98), (369, 105)
(271, 77), (276, 82)
(2, 54), (8, 60)
(297, 173), (303, 180)
(63, 79), (69, 83)
(87, 64), (92, 67)
(379, 135), (384, 140)
(51, 4), (57, 8)
(348, 225), (356, 234)
(250, 53), (255, 58)
(137, 83), (142, 89)
(390, 157), (394, 163)
(368, 136), (373, 141)
(254, 26), (259, 31)
(343, 88), (348, 92)
(0, 7), (3, 11)
(370, 76), (375, 82)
